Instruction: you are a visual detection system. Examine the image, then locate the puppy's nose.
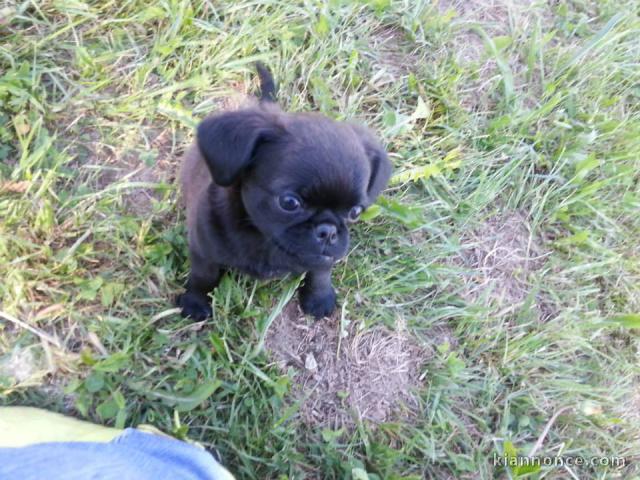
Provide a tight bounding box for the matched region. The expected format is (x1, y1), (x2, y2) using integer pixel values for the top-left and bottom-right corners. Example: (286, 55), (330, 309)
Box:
(315, 223), (338, 245)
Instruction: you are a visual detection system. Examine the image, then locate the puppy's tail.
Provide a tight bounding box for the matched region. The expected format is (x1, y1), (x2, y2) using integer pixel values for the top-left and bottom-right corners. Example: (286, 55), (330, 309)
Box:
(255, 62), (277, 103)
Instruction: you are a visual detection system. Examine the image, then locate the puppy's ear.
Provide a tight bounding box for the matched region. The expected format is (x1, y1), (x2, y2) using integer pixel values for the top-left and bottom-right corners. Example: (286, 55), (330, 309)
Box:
(197, 109), (282, 186)
(350, 123), (392, 205)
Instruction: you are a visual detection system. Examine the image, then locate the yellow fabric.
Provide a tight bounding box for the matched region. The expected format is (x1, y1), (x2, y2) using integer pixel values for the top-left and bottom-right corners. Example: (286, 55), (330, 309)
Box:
(0, 407), (122, 447)
(0, 407), (236, 479)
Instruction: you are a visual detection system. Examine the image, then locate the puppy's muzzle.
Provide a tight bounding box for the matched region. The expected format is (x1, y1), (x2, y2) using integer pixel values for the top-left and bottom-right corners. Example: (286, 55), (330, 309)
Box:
(314, 223), (338, 245)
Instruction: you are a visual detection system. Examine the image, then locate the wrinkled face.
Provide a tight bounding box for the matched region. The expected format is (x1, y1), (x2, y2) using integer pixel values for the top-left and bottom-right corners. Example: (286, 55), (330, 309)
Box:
(197, 108), (391, 270)
(240, 118), (371, 269)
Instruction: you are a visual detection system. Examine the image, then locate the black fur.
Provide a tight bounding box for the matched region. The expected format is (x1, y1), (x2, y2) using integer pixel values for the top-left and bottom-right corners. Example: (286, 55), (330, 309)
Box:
(255, 61), (277, 102)
(177, 64), (392, 320)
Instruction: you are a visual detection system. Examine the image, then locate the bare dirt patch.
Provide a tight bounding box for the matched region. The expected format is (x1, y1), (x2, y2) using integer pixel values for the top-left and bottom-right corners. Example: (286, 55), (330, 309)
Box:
(439, 0), (510, 66)
(367, 25), (421, 82)
(90, 80), (254, 215)
(455, 210), (550, 315)
(439, 0), (552, 112)
(439, 0), (546, 64)
(265, 302), (426, 429)
(85, 127), (178, 216)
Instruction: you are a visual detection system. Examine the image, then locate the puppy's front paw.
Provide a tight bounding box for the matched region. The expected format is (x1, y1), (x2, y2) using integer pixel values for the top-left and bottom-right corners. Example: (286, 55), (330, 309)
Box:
(300, 288), (337, 319)
(176, 292), (212, 321)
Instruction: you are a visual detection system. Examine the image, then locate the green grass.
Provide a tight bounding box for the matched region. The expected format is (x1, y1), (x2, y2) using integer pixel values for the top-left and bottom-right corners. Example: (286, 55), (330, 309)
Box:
(1, 0), (639, 478)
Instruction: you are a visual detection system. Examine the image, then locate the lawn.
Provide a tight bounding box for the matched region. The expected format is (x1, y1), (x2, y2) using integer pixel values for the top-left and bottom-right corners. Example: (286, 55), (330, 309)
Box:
(1, 0), (639, 478)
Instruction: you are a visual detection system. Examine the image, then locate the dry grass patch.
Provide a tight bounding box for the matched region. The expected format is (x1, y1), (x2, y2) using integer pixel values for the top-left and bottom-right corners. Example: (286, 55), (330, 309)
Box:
(439, 0), (552, 111)
(455, 210), (550, 316)
(83, 127), (178, 216)
(367, 25), (420, 82)
(265, 302), (426, 429)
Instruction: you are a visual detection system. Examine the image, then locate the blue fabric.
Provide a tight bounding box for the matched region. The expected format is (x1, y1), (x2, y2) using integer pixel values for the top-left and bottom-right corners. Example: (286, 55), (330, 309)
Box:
(0, 429), (234, 480)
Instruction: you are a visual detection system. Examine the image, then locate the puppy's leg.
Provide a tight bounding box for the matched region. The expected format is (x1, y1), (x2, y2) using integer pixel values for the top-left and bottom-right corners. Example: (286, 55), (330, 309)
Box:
(177, 253), (221, 321)
(299, 268), (337, 319)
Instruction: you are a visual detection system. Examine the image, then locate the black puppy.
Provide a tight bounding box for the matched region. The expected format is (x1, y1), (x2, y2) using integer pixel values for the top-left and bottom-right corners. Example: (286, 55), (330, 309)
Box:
(177, 64), (391, 320)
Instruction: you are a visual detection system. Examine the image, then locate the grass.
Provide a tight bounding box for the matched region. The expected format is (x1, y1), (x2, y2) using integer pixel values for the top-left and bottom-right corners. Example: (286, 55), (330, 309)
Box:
(1, 0), (639, 478)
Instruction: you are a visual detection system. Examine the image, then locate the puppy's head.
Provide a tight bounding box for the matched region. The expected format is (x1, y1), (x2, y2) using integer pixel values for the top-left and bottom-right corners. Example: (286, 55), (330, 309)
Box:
(197, 106), (391, 269)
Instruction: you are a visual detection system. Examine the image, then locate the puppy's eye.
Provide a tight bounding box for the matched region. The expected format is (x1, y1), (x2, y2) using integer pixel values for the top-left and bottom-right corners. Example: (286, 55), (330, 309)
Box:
(348, 206), (363, 222)
(278, 193), (302, 212)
